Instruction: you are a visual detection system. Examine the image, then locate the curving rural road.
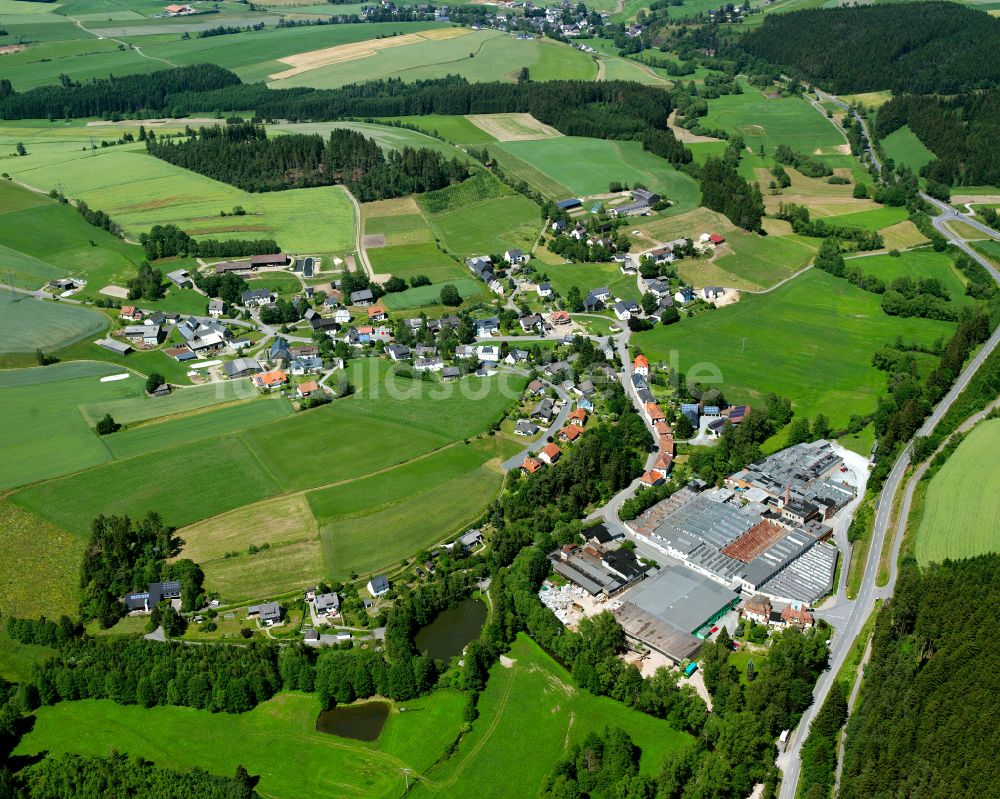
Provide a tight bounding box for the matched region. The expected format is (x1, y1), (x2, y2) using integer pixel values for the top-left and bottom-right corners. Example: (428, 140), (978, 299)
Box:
(777, 95), (1000, 799)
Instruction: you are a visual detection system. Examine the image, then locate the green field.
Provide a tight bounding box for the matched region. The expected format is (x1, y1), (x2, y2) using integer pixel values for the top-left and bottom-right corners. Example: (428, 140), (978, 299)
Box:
(847, 249), (972, 306)
(0, 127), (357, 256)
(368, 243), (467, 283)
(823, 205), (910, 231)
(103, 397), (294, 460)
(880, 125), (936, 174)
(270, 29), (596, 89)
(0, 500), (82, 619)
(16, 691), (467, 799)
(700, 82), (858, 174)
(915, 419), (1000, 565)
(0, 180), (144, 297)
(381, 115), (499, 146)
(495, 137), (701, 209)
(0, 295), (108, 353)
(411, 634), (693, 797)
(632, 268), (959, 428)
(77, 378), (258, 425)
(543, 261), (643, 303)
(0, 360), (141, 490)
(381, 278), (484, 310)
(426, 194), (541, 256)
(272, 120), (471, 163)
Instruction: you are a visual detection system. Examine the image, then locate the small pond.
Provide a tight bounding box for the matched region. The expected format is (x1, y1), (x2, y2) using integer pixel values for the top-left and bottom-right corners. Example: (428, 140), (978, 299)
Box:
(414, 597), (488, 662)
(316, 701), (390, 741)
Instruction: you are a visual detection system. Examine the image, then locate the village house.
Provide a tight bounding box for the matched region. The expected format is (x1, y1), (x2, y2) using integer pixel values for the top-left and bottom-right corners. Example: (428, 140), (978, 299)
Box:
(531, 398), (555, 422)
(296, 380), (320, 398)
(742, 595), (772, 625)
(290, 356), (324, 375)
(539, 442), (562, 465)
(119, 305), (143, 322)
(248, 602), (281, 626)
(350, 289), (374, 306)
(475, 317), (500, 337)
(123, 580), (181, 613)
(558, 423), (584, 443)
(633, 354), (649, 377)
(550, 310), (571, 325)
(613, 300), (639, 321)
(537, 282), (553, 299)
(207, 298), (224, 317)
(166, 268), (193, 289)
(367, 575), (390, 597)
(515, 419), (540, 437)
(252, 369), (288, 389)
(521, 456), (543, 475)
(314, 592), (340, 617)
(368, 303), (388, 323)
(504, 248), (525, 265)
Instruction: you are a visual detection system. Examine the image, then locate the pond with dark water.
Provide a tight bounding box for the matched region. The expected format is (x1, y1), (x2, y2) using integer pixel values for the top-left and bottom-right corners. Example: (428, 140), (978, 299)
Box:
(315, 701), (390, 741)
(414, 597), (488, 662)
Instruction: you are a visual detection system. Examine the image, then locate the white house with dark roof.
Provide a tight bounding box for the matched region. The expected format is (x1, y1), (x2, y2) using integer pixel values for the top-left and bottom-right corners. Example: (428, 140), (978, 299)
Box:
(367, 575), (390, 597)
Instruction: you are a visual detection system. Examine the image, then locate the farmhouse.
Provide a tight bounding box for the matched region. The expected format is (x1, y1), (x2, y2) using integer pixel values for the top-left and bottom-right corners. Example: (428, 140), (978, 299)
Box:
(367, 575), (390, 597)
(119, 306), (142, 322)
(368, 303), (388, 322)
(296, 380), (320, 398)
(537, 282), (553, 298)
(164, 4), (196, 15)
(505, 248), (525, 264)
(249, 253), (290, 268)
(123, 580), (181, 613)
(223, 358), (263, 379)
(248, 602), (282, 626)
(207, 299), (224, 317)
(241, 288), (275, 307)
(350, 289), (374, 306)
(166, 268), (193, 289)
(610, 189), (660, 217)
(122, 325), (161, 346)
(633, 354), (649, 376)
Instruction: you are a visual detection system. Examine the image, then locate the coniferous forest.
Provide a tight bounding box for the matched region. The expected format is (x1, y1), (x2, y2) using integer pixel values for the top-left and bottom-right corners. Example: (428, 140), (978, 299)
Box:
(145, 122), (468, 199)
(740, 3), (1000, 94)
(875, 90), (1000, 187)
(839, 555), (1000, 799)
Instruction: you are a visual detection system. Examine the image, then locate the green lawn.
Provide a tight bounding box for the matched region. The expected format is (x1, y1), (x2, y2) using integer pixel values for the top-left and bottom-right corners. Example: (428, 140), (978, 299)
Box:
(496, 137), (701, 209)
(410, 634), (694, 798)
(703, 229), (817, 290)
(77, 379), (258, 426)
(16, 691), (467, 799)
(273, 120), (471, 162)
(0, 295), (108, 354)
(484, 145), (571, 198)
(543, 261), (643, 303)
(915, 419), (1000, 565)
(632, 268), (958, 428)
(380, 115), (499, 146)
(880, 125), (936, 174)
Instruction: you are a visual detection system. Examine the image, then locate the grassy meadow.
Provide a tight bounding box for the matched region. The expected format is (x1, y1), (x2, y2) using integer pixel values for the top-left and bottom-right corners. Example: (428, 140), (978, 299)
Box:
(16, 691), (467, 799)
(880, 125), (936, 174)
(411, 634), (694, 797)
(915, 419), (1000, 565)
(846, 249), (973, 306)
(632, 268), (960, 428)
(0, 295), (108, 353)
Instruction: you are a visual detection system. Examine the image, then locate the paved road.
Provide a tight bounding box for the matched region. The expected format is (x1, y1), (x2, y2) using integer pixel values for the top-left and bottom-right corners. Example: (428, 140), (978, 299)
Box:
(501, 380), (573, 471)
(921, 194), (1000, 245)
(777, 142), (1000, 799)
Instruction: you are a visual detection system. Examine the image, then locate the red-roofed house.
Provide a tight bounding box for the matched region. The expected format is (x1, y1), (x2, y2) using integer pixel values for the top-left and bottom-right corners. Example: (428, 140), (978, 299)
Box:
(539, 443), (562, 465)
(654, 421), (672, 437)
(660, 434), (675, 454)
(780, 606), (814, 628)
(297, 379), (320, 398)
(368, 303), (388, 322)
(653, 451), (673, 475)
(119, 305), (142, 321)
(633, 354), (649, 376)
(521, 457), (543, 475)
(253, 369), (288, 389)
(567, 408), (588, 425)
(645, 402), (665, 424)
(709, 233), (725, 245)
(640, 470), (665, 488)
(550, 310), (571, 325)
(558, 424), (584, 443)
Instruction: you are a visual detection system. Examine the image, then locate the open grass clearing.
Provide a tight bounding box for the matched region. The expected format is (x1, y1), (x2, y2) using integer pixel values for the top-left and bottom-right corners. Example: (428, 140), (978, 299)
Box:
(466, 113), (562, 142)
(381, 278), (484, 310)
(823, 205), (909, 231)
(426, 194), (541, 257)
(0, 295), (108, 354)
(271, 120), (470, 162)
(543, 260), (643, 303)
(0, 500), (81, 620)
(879, 220), (929, 250)
(102, 395), (294, 460)
(205, 538), (324, 603)
(16, 691), (467, 799)
(0, 129), (356, 255)
(915, 419), (1000, 565)
(320, 464), (501, 579)
(485, 144), (571, 198)
(699, 229), (817, 290)
(846, 249), (972, 306)
(411, 634), (693, 798)
(78, 378), (256, 426)
(880, 125), (935, 174)
(379, 114), (498, 146)
(368, 242), (467, 283)
(0, 360), (142, 490)
(632, 268), (958, 429)
(12, 434), (284, 536)
(496, 137), (701, 210)
(177, 494), (318, 565)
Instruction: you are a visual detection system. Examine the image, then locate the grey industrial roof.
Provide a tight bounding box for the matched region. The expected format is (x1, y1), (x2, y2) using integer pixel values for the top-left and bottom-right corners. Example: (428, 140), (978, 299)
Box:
(613, 601), (701, 663)
(625, 563), (739, 634)
(757, 540), (838, 604)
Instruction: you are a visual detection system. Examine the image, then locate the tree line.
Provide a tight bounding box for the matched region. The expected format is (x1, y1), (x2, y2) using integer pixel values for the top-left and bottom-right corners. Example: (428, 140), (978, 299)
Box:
(139, 223), (278, 260)
(739, 3), (1000, 94)
(146, 121), (469, 200)
(840, 555), (1000, 799)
